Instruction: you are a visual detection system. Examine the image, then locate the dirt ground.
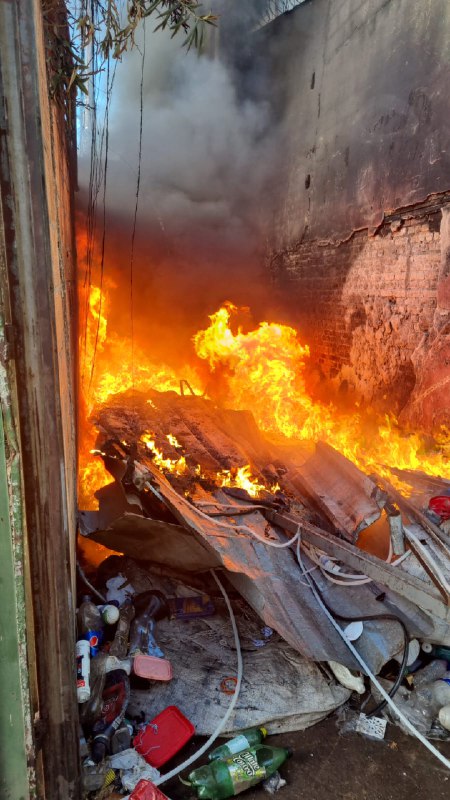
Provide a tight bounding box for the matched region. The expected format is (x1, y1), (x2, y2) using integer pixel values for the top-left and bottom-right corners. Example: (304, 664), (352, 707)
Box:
(164, 714), (450, 800)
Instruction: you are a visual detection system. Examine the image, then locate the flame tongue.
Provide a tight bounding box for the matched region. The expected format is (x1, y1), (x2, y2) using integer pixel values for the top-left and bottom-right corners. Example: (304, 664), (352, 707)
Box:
(193, 303), (450, 482)
(78, 284), (450, 509)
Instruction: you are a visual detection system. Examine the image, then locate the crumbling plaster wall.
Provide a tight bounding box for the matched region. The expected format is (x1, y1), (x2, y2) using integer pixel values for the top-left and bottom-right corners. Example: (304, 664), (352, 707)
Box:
(261, 0), (450, 425)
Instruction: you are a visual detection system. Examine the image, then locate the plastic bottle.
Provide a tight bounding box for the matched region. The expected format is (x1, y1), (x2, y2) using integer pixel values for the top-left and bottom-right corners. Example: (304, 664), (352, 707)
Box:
(129, 593), (168, 659)
(439, 704), (450, 731)
(80, 654), (132, 730)
(109, 599), (135, 660)
(76, 640), (91, 703)
(78, 596), (104, 657)
(91, 669), (130, 763)
(413, 659), (448, 689)
(208, 728), (268, 761)
(188, 745), (291, 800)
(431, 673), (450, 707)
(422, 642), (450, 661)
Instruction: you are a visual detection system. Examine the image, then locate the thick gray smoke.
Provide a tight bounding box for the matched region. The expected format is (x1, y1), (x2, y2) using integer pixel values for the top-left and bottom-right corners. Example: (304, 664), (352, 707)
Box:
(99, 18), (277, 252)
(78, 4), (285, 364)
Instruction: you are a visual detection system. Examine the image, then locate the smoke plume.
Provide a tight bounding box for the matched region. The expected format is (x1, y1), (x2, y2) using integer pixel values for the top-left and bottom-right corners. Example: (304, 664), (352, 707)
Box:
(78, 4), (282, 365)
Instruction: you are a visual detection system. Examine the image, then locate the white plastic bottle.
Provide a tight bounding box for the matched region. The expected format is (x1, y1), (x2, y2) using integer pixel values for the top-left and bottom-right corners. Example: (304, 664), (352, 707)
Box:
(76, 639), (91, 703)
(431, 672), (450, 708)
(438, 704), (450, 731)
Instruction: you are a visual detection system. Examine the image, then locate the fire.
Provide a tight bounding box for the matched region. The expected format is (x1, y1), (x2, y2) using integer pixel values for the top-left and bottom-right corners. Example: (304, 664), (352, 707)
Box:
(78, 456), (115, 511)
(218, 465), (279, 498)
(141, 433), (187, 476)
(194, 303), (450, 482)
(78, 276), (201, 507)
(78, 266), (450, 509)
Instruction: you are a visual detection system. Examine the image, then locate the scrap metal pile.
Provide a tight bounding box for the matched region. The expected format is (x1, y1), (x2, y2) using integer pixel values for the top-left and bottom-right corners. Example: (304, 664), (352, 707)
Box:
(77, 387), (450, 794)
(80, 388), (450, 665)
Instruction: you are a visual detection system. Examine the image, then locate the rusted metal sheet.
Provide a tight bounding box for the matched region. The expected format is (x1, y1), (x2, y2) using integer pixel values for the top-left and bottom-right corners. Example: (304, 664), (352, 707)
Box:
(291, 442), (384, 541)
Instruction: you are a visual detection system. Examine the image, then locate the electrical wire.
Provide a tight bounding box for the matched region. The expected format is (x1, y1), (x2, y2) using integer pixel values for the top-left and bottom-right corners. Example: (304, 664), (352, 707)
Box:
(154, 570), (243, 786)
(295, 528), (450, 771)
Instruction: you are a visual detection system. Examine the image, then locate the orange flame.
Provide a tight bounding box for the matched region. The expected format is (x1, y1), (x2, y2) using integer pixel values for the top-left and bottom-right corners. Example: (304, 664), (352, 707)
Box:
(217, 465), (279, 497)
(194, 303), (450, 482)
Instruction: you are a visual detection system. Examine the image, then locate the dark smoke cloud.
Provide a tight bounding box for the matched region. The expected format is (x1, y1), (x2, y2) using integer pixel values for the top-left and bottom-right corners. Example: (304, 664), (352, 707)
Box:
(78, 3), (285, 364)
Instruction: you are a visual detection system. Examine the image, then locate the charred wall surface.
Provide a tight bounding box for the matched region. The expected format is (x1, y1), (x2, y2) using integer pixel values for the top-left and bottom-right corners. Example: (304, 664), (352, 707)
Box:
(259, 0), (450, 424)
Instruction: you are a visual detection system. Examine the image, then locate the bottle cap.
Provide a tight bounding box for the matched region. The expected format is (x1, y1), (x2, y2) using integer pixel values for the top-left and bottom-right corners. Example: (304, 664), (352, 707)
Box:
(260, 727), (268, 738)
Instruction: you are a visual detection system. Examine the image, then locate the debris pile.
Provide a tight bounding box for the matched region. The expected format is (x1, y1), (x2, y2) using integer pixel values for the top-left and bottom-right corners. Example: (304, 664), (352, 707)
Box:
(76, 389), (450, 795)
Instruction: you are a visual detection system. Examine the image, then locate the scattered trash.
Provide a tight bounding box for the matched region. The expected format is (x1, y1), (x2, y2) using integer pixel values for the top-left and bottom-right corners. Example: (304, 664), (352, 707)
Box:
(91, 669), (131, 763)
(168, 594), (215, 620)
(187, 745), (292, 799)
(429, 496), (450, 521)
(439, 705), (450, 731)
(343, 621), (363, 642)
(106, 574), (136, 606)
(100, 603), (121, 625)
(129, 779), (170, 800)
(209, 728), (268, 760)
(327, 661), (365, 695)
(355, 713), (387, 740)
(75, 397), (450, 784)
(76, 639), (91, 703)
(78, 595), (105, 656)
(133, 654), (173, 681)
(129, 592), (168, 659)
(109, 749), (160, 793)
(262, 771), (287, 794)
(133, 705), (195, 769)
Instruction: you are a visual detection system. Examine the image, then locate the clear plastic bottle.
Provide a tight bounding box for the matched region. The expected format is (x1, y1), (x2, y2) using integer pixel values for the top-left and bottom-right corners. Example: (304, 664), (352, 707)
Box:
(431, 672), (450, 707)
(413, 659), (448, 689)
(129, 593), (167, 659)
(78, 596), (104, 657)
(109, 599), (135, 659)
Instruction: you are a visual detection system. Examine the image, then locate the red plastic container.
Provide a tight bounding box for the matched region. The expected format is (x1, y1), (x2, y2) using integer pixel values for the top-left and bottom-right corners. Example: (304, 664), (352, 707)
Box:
(129, 779), (170, 800)
(133, 705), (195, 768)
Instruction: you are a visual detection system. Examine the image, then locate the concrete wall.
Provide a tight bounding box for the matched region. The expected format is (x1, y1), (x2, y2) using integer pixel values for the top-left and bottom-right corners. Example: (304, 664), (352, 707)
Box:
(260, 0), (450, 424)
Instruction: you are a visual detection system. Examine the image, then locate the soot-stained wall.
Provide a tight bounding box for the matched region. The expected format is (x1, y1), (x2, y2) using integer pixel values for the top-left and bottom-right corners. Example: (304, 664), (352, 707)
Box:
(260, 0), (450, 425)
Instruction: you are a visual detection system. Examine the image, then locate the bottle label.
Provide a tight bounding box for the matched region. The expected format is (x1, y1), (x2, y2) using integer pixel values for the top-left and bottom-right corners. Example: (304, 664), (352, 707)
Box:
(226, 734), (251, 755)
(84, 630), (104, 656)
(227, 751), (266, 793)
(76, 654), (86, 688)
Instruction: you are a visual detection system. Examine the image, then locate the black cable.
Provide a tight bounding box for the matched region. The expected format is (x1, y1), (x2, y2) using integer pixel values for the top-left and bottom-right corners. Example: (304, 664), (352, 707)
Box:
(306, 570), (410, 716)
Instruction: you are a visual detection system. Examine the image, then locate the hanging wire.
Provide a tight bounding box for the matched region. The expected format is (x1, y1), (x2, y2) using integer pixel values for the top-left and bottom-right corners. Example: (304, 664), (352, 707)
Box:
(129, 23), (147, 399)
(88, 55), (118, 397)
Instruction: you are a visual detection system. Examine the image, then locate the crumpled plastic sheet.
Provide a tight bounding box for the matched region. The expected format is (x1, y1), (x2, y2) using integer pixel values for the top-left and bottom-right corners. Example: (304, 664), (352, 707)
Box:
(124, 568), (351, 735)
(108, 748), (160, 792)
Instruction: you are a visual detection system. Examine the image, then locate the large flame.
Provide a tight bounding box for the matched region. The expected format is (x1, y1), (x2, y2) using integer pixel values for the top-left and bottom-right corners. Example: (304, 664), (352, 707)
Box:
(78, 276), (450, 509)
(193, 303), (450, 481)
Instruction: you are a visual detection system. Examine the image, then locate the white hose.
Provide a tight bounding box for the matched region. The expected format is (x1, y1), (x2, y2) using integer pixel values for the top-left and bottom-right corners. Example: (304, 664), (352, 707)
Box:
(295, 528), (450, 771)
(149, 476), (450, 768)
(155, 570), (243, 785)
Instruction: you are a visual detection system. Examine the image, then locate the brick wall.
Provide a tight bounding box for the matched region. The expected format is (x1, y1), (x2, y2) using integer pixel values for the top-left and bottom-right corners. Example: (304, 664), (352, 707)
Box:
(269, 201), (446, 414)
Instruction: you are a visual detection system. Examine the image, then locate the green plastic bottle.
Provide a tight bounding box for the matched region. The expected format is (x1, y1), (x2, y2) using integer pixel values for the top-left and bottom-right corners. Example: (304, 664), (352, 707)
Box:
(208, 727), (268, 761)
(188, 745), (291, 800)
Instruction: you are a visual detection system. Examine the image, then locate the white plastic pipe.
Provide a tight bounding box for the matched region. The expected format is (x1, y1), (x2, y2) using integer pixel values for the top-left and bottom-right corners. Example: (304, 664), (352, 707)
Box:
(295, 530), (450, 771)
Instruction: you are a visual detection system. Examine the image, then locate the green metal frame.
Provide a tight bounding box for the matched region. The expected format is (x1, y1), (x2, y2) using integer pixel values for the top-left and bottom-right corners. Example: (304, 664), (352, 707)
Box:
(0, 335), (33, 798)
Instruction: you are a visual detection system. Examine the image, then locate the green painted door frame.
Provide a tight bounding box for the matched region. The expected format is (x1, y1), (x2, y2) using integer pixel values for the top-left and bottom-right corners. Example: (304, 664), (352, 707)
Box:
(0, 369), (34, 800)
